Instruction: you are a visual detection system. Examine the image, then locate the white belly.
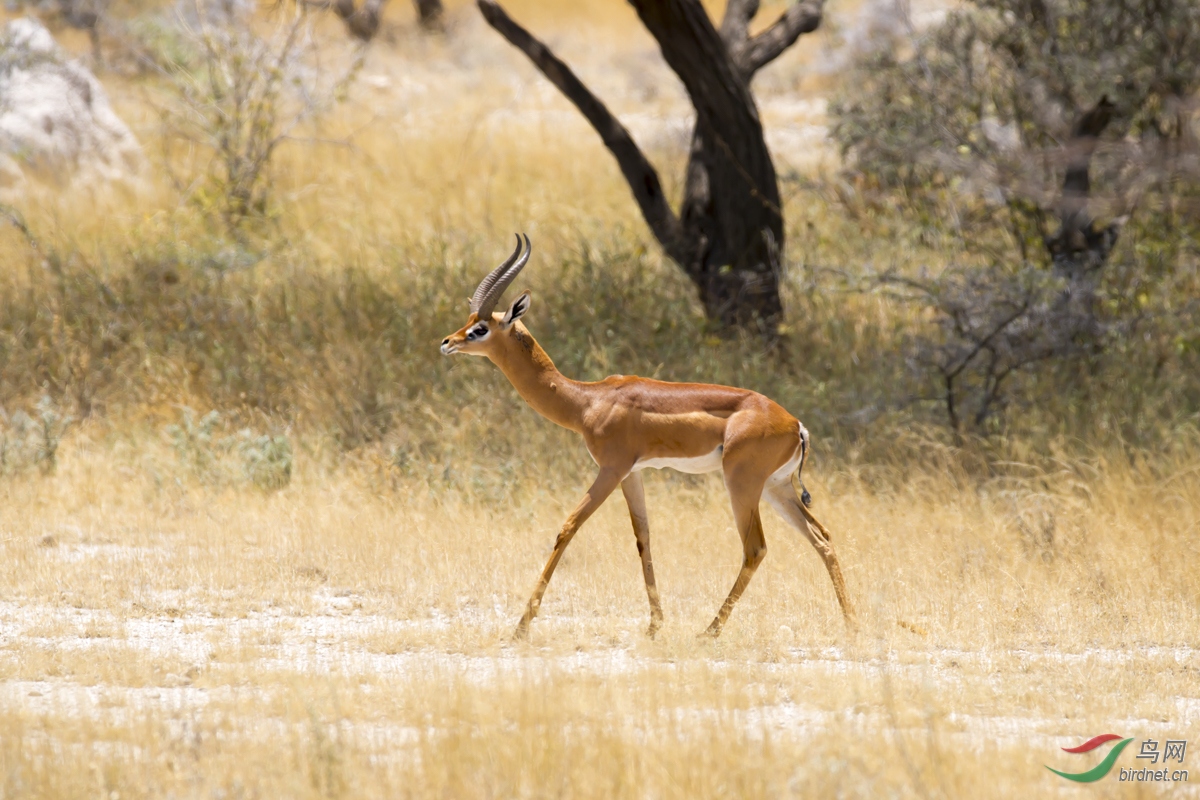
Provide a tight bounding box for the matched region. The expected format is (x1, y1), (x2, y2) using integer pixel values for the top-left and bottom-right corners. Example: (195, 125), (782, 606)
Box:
(767, 447), (803, 486)
(633, 446), (724, 475)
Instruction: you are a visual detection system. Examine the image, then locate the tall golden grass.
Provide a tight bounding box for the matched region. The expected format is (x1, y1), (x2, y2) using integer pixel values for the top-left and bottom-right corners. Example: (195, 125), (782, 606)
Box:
(2, 431), (1198, 797)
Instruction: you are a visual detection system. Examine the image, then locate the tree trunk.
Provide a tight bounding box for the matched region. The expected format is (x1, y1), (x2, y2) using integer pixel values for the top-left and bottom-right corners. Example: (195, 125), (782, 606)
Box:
(678, 127), (783, 328)
(629, 0), (785, 330)
(1045, 96), (1123, 277)
(479, 0), (823, 336)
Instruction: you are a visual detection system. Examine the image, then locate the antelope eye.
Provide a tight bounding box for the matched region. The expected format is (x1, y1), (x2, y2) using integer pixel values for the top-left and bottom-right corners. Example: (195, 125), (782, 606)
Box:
(467, 325), (488, 340)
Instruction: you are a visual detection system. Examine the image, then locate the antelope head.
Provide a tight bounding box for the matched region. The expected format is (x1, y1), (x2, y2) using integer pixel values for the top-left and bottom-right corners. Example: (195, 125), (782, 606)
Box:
(440, 234), (533, 357)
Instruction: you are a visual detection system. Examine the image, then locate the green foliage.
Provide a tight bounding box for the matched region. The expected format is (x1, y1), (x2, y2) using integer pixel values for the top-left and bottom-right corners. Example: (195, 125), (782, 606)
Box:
(165, 407), (223, 480)
(164, 407), (292, 490)
(828, 0), (1200, 433)
(123, 14), (200, 73)
(238, 431), (293, 492)
(831, 0), (1200, 214)
(0, 158), (1196, 483)
(0, 396), (73, 477)
(0, 216), (1195, 483)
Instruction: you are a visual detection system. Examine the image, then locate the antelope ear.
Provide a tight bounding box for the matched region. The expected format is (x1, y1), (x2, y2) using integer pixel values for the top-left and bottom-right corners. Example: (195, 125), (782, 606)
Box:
(501, 291), (531, 328)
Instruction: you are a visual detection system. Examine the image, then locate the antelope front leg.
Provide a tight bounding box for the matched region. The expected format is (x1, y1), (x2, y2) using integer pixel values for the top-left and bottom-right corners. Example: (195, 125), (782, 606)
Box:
(514, 467), (624, 640)
(620, 472), (664, 637)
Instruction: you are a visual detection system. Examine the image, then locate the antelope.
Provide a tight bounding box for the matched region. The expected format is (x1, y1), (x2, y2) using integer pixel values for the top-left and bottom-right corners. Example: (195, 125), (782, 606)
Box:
(441, 235), (856, 639)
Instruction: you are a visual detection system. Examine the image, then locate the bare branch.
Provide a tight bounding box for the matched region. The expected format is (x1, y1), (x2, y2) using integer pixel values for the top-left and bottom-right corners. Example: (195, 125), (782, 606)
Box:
(738, 0), (823, 75)
(719, 0), (759, 47)
(477, 0), (685, 261)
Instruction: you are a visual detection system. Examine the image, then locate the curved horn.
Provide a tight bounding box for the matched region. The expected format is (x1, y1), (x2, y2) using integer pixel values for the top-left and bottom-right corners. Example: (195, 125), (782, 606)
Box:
(470, 233), (531, 318)
(469, 234), (522, 316)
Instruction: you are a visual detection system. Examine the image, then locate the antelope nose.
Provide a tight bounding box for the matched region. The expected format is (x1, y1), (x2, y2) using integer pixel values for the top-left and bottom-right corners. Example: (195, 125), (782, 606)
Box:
(440, 338), (452, 355)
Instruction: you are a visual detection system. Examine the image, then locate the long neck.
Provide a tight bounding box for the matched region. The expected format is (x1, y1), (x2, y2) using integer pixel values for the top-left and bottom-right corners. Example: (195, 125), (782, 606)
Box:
(489, 323), (587, 432)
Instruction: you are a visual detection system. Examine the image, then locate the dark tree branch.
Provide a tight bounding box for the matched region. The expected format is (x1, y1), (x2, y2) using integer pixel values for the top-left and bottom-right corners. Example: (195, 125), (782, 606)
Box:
(477, 0), (685, 262)
(628, 0), (787, 331)
(1047, 95), (1120, 272)
(414, 0), (443, 30)
(334, 0), (386, 40)
(628, 0), (782, 226)
(739, 0), (824, 74)
(1070, 95), (1117, 139)
(630, 0), (762, 136)
(719, 0), (760, 47)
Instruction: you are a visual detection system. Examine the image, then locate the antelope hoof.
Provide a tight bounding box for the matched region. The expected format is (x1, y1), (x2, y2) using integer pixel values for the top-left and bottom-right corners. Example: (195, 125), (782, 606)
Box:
(699, 623), (722, 639)
(645, 620), (662, 639)
(512, 619), (531, 641)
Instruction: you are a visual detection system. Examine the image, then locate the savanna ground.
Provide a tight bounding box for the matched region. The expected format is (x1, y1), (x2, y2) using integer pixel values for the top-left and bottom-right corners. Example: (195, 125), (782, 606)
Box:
(2, 0), (1199, 796)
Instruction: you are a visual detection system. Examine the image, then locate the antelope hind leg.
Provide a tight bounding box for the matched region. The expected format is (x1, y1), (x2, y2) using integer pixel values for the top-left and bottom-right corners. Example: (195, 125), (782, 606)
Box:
(621, 472), (664, 637)
(764, 482), (857, 627)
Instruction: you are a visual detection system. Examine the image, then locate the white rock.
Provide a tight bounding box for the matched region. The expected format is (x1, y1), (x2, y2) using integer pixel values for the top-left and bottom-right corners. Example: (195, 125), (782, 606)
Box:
(0, 17), (144, 202)
(6, 17), (59, 53)
(981, 116), (1021, 153)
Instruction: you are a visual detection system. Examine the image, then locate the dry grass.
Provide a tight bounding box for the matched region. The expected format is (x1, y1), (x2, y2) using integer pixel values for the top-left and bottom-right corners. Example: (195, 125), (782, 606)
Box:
(1, 432), (1198, 797)
(1, 1), (1198, 796)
